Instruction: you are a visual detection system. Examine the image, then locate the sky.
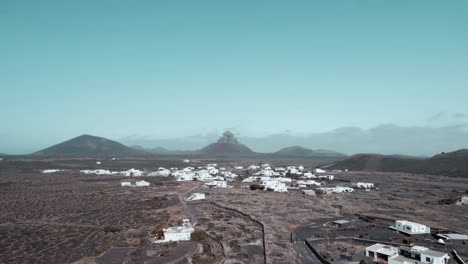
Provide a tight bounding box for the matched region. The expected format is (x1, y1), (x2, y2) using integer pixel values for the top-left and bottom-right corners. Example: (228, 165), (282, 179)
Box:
(1, 0), (468, 154)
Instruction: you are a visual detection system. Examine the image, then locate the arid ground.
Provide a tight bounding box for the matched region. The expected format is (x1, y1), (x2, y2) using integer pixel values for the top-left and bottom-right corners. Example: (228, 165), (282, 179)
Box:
(0, 158), (467, 264)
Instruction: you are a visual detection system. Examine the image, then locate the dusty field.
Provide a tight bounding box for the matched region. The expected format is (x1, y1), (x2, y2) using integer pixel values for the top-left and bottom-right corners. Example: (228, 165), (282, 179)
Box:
(199, 171), (468, 263)
(0, 158), (467, 264)
(0, 160), (199, 264)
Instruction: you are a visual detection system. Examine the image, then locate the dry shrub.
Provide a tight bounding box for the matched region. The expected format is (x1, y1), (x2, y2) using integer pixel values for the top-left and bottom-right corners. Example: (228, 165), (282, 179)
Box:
(103, 225), (121, 233)
(211, 212), (223, 221)
(250, 184), (265, 190)
(191, 230), (205, 241)
(152, 224), (165, 239)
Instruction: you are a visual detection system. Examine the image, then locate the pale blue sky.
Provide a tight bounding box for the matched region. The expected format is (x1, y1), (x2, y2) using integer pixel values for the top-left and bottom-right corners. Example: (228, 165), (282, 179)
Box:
(1, 0), (468, 153)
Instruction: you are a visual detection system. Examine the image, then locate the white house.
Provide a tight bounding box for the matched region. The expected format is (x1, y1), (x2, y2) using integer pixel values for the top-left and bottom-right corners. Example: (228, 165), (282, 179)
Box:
(317, 186), (353, 194)
(302, 190), (316, 196)
(42, 169), (63, 174)
(187, 193), (205, 201)
(121, 168), (144, 177)
(333, 186), (354, 193)
(176, 173), (194, 181)
(254, 169), (279, 177)
(318, 175), (334, 180)
(288, 168), (301, 175)
(276, 177), (292, 183)
(234, 166), (244, 170)
(248, 165), (260, 170)
(121, 182), (132, 187)
(221, 171), (238, 180)
(262, 180), (288, 192)
(183, 159), (190, 163)
(304, 180), (323, 186)
(457, 196), (468, 205)
(155, 219), (194, 243)
(135, 180), (150, 187)
(275, 167), (286, 172)
(242, 177), (255, 183)
(315, 168), (326, 173)
(207, 168), (219, 175)
(366, 243), (399, 261)
(96, 161), (101, 165)
(392, 220), (431, 235)
(389, 246), (450, 264)
(205, 180), (227, 188)
(357, 182), (374, 189)
(148, 168), (171, 177)
(80, 169), (114, 175)
(301, 172), (316, 179)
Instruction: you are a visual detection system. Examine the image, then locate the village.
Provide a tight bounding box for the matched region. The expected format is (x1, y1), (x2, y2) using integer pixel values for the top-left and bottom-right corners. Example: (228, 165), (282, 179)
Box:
(38, 160), (468, 264)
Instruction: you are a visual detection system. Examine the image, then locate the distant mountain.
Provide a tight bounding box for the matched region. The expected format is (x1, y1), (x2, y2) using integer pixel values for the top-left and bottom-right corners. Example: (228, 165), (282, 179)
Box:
(274, 146), (346, 158)
(199, 142), (254, 155)
(198, 131), (255, 155)
(132, 145), (195, 155)
(324, 149), (468, 177)
(33, 134), (146, 156)
(118, 124), (468, 156)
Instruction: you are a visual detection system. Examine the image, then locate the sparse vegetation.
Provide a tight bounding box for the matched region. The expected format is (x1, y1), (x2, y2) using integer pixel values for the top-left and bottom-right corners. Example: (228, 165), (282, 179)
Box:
(152, 224), (165, 240)
(191, 230), (205, 241)
(103, 225), (121, 233)
(250, 184), (265, 190)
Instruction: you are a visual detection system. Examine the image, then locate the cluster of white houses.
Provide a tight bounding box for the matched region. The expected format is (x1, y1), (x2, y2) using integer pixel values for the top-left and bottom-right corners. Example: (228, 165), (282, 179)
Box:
(69, 163), (371, 194)
(364, 220), (450, 264)
(34, 161), (380, 196)
(240, 165), (357, 193)
(366, 243), (449, 264)
(80, 168), (144, 177)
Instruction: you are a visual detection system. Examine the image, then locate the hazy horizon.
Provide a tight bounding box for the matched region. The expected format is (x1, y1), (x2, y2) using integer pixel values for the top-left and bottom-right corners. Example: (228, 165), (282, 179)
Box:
(1, 122), (468, 156)
(2, 1), (468, 155)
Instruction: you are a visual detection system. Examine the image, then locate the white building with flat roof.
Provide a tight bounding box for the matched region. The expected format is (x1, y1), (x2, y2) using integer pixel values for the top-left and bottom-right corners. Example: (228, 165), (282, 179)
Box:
(205, 180), (227, 188)
(389, 245), (449, 264)
(315, 168), (326, 173)
(357, 182), (374, 189)
(366, 243), (399, 261)
(392, 220), (431, 235)
(155, 219), (194, 243)
(262, 181), (288, 192)
(457, 196), (468, 205)
(318, 175), (334, 180)
(186, 193), (205, 201)
(135, 180), (150, 187)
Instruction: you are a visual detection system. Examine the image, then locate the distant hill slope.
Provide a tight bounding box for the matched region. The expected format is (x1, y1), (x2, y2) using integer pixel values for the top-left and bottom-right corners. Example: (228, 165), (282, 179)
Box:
(324, 149), (468, 177)
(34, 135), (146, 156)
(133, 145), (195, 155)
(274, 146), (346, 158)
(199, 142), (254, 155)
